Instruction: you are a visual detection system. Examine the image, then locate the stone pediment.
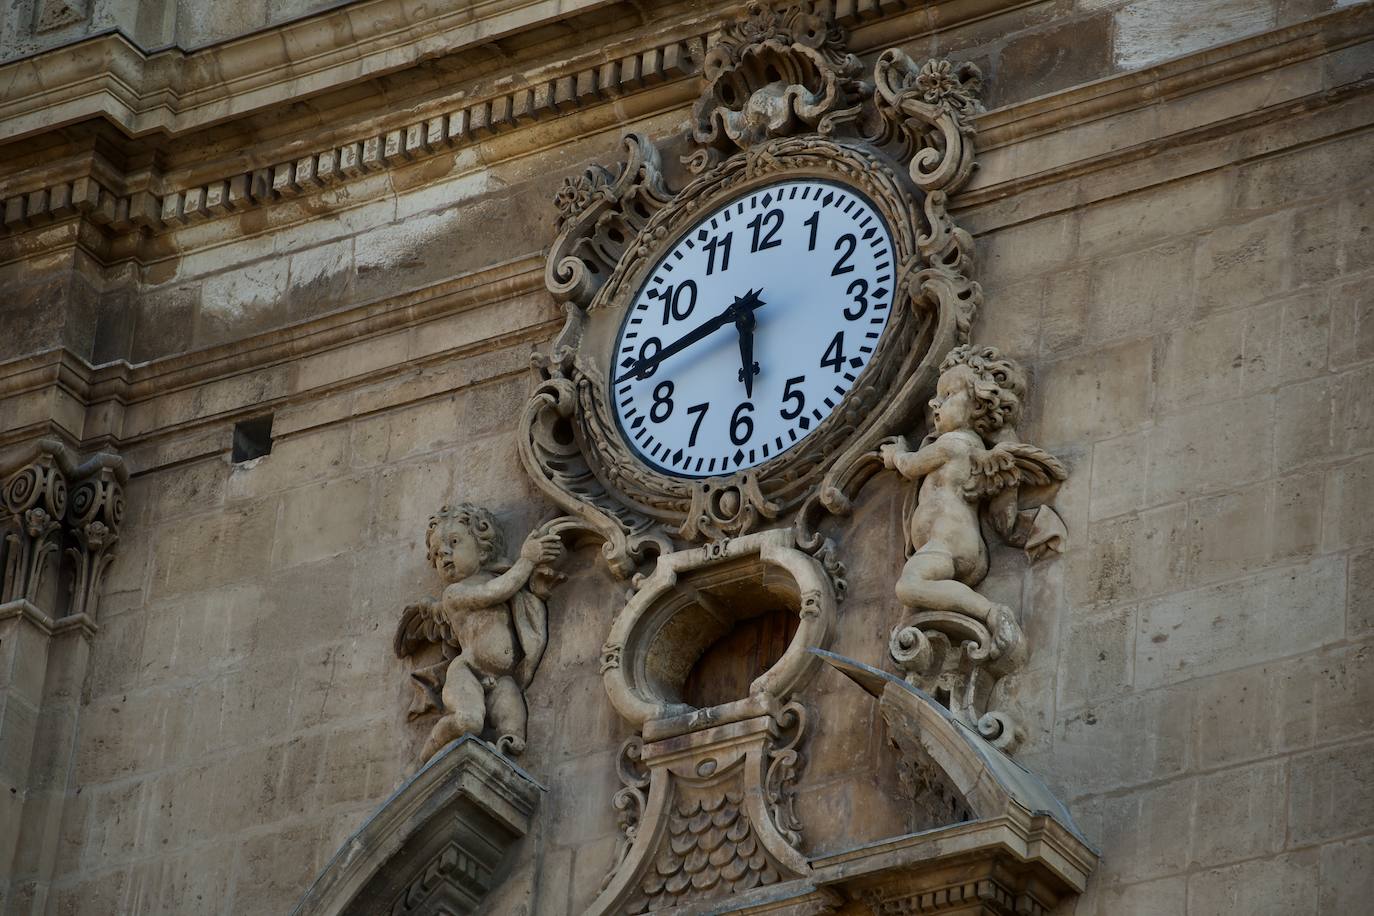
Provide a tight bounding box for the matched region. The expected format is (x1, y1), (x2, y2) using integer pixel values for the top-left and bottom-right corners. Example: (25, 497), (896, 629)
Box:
(291, 738), (543, 916)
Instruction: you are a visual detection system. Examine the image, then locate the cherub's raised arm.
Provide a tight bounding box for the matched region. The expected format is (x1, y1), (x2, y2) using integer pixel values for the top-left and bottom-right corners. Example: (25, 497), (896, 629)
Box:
(880, 434), (956, 481)
(443, 558), (536, 610)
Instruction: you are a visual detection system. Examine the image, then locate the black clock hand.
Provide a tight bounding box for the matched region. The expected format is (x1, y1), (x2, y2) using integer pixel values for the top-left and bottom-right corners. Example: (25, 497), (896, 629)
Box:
(736, 309), (758, 398)
(616, 289), (766, 383)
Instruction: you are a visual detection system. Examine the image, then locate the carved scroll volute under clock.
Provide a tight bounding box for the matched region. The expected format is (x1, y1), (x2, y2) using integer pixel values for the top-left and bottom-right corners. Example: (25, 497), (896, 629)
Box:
(522, 3), (985, 574)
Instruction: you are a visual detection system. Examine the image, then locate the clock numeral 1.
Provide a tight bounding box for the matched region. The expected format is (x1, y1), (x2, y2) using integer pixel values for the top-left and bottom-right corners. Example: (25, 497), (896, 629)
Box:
(704, 233), (732, 275)
(831, 233), (857, 276)
(804, 210), (819, 251)
(780, 376), (806, 420)
(821, 331), (846, 372)
(650, 380), (675, 422)
(747, 208), (783, 253)
(686, 402), (710, 446)
(730, 401), (755, 446)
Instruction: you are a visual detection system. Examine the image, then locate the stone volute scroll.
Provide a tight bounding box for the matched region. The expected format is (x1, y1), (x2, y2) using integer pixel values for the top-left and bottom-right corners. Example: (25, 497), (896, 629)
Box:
(393, 504), (565, 764)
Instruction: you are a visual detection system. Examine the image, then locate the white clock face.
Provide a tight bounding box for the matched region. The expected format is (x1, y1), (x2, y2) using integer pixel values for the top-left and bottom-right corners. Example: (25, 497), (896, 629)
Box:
(611, 178), (897, 478)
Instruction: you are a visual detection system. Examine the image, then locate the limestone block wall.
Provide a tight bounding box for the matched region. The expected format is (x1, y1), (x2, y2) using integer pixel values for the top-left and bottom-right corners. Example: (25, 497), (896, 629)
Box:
(1, 1), (1372, 914)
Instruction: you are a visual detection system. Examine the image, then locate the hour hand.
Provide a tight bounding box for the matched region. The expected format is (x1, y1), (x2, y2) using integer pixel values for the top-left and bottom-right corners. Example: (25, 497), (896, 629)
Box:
(736, 316), (759, 398)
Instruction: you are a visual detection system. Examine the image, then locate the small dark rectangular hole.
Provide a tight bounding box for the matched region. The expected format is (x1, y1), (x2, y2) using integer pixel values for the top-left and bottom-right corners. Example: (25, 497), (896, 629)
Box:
(232, 415), (274, 463)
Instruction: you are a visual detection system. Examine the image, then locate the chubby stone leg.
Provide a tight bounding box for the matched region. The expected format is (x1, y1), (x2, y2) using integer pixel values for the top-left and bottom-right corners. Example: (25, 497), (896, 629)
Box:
(421, 659), (486, 761)
(488, 675), (528, 756)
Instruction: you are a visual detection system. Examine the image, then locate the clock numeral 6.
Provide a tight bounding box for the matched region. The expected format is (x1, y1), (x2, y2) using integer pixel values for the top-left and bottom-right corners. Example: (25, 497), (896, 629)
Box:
(730, 401), (755, 446)
(650, 380), (675, 422)
(780, 375), (806, 420)
(843, 278), (869, 320)
(653, 280), (697, 324)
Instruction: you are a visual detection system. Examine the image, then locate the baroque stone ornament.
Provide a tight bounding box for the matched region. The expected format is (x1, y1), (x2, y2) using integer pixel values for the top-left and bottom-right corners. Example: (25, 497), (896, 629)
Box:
(881, 346), (1067, 751)
(685, 1), (866, 172)
(0, 438), (127, 628)
(526, 7), (985, 574)
(292, 737), (543, 916)
(394, 504), (564, 762)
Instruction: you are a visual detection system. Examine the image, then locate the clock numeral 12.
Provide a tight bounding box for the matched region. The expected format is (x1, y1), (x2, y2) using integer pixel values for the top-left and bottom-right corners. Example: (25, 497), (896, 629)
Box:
(704, 233), (732, 275)
(747, 209), (783, 253)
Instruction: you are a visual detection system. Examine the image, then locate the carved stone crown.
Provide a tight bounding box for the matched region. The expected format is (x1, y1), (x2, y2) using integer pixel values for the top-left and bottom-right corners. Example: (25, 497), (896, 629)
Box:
(686, 1), (866, 173)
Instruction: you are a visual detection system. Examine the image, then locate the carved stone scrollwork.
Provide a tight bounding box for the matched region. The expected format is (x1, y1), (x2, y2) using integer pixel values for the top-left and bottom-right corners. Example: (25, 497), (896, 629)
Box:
(548, 134), (674, 309)
(686, 1), (866, 172)
(0, 439), (127, 628)
(63, 457), (125, 621)
(1, 450), (67, 605)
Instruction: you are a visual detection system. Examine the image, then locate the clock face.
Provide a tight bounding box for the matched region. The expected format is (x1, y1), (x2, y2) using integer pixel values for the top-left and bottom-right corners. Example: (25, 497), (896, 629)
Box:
(610, 178), (897, 478)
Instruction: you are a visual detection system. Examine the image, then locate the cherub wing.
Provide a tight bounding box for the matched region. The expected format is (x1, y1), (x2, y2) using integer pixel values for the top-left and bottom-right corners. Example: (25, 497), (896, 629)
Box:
(964, 442), (1067, 502)
(393, 599), (453, 659)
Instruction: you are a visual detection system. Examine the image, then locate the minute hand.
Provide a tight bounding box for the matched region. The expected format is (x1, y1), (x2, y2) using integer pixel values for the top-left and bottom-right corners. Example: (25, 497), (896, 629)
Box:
(616, 291), (763, 383)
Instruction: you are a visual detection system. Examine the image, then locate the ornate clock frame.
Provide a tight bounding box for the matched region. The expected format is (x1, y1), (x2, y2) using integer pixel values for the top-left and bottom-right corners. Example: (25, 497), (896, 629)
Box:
(511, 4), (1095, 914)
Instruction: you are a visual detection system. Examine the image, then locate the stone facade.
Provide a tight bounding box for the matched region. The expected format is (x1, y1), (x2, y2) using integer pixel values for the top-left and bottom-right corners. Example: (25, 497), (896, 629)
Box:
(1, 0), (1372, 913)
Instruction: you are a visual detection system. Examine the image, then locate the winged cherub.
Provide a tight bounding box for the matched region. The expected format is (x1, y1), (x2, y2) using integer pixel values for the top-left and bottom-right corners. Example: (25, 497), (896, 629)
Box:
(394, 504), (563, 762)
(879, 345), (1066, 659)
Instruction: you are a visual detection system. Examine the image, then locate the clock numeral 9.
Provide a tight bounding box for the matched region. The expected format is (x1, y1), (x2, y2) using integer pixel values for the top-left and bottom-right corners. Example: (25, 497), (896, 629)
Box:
(843, 278), (869, 320)
(780, 376), (806, 420)
(650, 380), (675, 422)
(730, 401), (755, 446)
(747, 208), (784, 253)
(831, 233), (857, 276)
(636, 337), (662, 378)
(653, 280), (697, 324)
(704, 233), (732, 275)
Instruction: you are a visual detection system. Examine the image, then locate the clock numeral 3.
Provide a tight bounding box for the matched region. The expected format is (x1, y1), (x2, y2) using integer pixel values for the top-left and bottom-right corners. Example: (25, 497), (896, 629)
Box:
(821, 332), (847, 372)
(704, 233), (733, 275)
(831, 233), (857, 276)
(780, 375), (806, 420)
(747, 208), (784, 253)
(843, 279), (869, 320)
(650, 381), (675, 422)
(730, 401), (755, 445)
(686, 402), (710, 446)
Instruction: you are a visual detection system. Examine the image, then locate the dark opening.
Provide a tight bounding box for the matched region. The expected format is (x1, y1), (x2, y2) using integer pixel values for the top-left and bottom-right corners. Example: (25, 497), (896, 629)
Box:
(681, 606), (799, 710)
(232, 415), (274, 463)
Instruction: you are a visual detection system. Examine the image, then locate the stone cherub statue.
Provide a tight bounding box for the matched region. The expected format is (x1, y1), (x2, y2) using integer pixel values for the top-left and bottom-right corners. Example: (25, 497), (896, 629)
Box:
(879, 345), (1067, 665)
(394, 504), (563, 762)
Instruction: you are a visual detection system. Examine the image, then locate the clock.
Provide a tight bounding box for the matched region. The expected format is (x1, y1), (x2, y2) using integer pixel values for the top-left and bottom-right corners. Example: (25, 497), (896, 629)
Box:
(609, 179), (896, 478)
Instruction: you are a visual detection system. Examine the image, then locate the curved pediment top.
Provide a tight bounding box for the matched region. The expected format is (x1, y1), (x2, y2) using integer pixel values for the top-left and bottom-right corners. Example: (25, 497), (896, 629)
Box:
(293, 738), (544, 916)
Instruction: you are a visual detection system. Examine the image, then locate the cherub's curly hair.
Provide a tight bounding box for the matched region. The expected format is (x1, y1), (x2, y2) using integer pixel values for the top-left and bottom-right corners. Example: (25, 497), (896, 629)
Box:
(938, 344), (1028, 436)
(426, 503), (505, 567)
